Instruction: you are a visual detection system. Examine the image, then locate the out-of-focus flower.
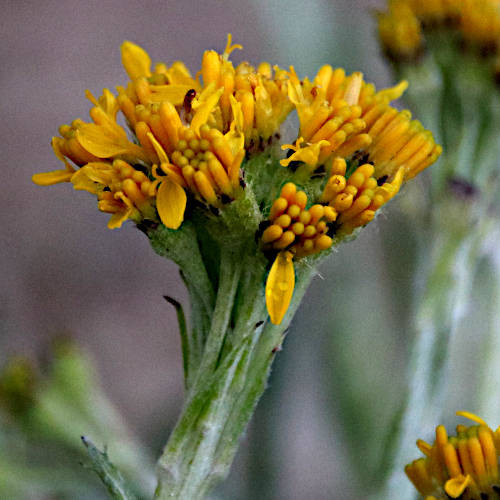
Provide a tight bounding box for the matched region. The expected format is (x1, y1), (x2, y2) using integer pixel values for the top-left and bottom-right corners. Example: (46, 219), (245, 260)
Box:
(378, 0), (500, 63)
(406, 411), (500, 499)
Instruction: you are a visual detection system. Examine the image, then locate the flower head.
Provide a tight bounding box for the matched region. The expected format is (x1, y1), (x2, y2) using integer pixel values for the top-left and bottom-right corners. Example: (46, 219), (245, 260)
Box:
(406, 411), (500, 499)
(378, 0), (500, 62)
(33, 36), (440, 324)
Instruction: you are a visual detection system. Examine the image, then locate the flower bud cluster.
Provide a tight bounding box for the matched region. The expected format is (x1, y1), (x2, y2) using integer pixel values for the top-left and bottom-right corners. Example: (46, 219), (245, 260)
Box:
(33, 36), (441, 324)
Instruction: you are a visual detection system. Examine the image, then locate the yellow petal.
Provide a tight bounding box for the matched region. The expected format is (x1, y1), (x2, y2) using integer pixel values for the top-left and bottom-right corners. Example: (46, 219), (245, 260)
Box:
(280, 139), (330, 168)
(121, 41), (152, 81)
(149, 85), (198, 105)
(190, 87), (224, 136)
(224, 96), (245, 155)
(444, 475), (472, 498)
(33, 137), (76, 185)
(266, 251), (295, 325)
(156, 178), (186, 230)
(456, 411), (489, 427)
(76, 123), (146, 161)
(343, 72), (363, 106)
(376, 80), (408, 102)
(32, 170), (74, 186)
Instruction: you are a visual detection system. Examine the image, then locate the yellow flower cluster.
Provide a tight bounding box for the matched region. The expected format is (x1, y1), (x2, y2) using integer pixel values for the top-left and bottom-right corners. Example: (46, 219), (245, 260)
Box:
(378, 0), (500, 61)
(33, 36), (291, 229)
(406, 412), (500, 499)
(33, 36), (441, 324)
(263, 67), (440, 322)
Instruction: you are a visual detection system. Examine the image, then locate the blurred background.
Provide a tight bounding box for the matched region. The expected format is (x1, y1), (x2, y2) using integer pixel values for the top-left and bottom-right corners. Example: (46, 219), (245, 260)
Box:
(1, 0), (492, 498)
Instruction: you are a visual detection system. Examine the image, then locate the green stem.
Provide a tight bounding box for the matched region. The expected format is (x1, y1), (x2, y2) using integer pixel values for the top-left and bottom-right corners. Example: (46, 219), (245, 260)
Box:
(383, 207), (484, 499)
(477, 240), (500, 422)
(153, 258), (315, 500)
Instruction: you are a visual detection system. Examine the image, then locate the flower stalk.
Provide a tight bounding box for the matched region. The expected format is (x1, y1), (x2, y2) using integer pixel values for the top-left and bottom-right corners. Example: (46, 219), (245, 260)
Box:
(32, 35), (440, 499)
(152, 238), (316, 500)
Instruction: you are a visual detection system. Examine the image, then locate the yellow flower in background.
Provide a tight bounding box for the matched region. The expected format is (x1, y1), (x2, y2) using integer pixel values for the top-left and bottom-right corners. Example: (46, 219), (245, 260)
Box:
(378, 0), (500, 62)
(33, 36), (441, 324)
(406, 412), (500, 499)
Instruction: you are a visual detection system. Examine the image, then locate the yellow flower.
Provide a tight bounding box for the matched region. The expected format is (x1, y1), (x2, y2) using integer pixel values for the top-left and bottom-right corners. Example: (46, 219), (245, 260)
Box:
(34, 36), (293, 230)
(378, 0), (500, 61)
(406, 411), (500, 499)
(33, 36), (441, 325)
